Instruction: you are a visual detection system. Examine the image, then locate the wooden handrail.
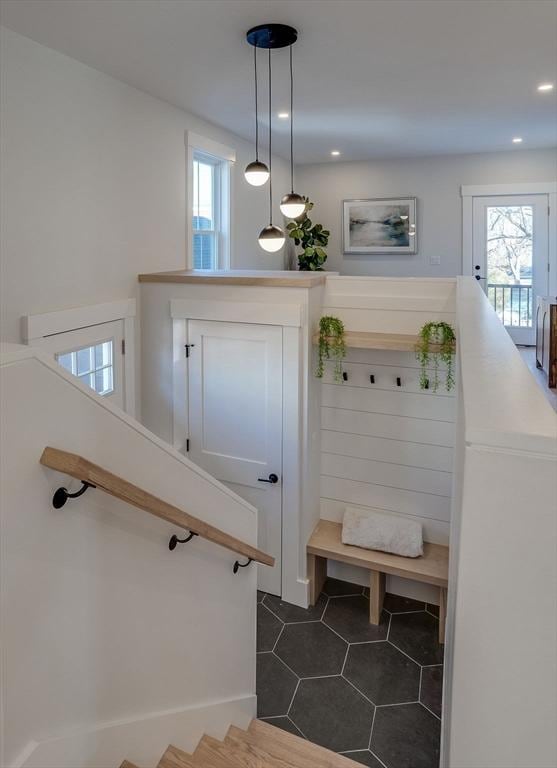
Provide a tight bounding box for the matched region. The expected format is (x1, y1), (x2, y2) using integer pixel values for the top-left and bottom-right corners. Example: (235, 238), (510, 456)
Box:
(40, 447), (274, 567)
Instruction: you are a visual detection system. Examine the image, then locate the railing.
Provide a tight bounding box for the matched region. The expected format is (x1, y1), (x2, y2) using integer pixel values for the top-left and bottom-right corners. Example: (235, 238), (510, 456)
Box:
(40, 446), (274, 568)
(487, 283), (532, 328)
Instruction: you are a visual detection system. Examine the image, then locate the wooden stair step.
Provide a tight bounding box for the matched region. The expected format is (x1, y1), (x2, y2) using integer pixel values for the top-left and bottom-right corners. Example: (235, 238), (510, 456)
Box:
(223, 728), (294, 767)
(119, 762), (141, 768)
(194, 734), (251, 767)
(157, 744), (197, 768)
(246, 719), (365, 767)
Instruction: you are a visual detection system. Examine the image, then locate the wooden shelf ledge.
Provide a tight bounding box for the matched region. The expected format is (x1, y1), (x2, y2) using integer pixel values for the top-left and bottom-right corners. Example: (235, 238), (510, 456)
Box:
(313, 330), (455, 352)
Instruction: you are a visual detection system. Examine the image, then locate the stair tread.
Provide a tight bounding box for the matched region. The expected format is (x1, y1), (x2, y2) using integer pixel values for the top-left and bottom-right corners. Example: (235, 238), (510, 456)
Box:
(194, 735), (246, 767)
(157, 744), (197, 768)
(120, 762), (141, 768)
(245, 720), (365, 767)
(223, 731), (296, 768)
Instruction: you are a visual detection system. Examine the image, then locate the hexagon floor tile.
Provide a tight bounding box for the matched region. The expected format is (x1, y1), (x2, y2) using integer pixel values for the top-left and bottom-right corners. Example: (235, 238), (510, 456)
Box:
(371, 703), (441, 768)
(323, 595), (389, 643)
(389, 611), (444, 666)
(256, 652), (298, 718)
(263, 592), (327, 623)
(344, 641), (420, 705)
(420, 665), (443, 717)
(276, 620), (347, 678)
(342, 751), (385, 768)
(256, 582), (443, 761)
(289, 676), (375, 753)
(257, 603), (283, 652)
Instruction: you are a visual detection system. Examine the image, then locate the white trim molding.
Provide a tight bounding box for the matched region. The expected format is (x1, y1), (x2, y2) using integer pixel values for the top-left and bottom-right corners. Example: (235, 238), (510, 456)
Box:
(22, 299), (137, 417)
(461, 181), (557, 294)
(170, 299), (303, 327)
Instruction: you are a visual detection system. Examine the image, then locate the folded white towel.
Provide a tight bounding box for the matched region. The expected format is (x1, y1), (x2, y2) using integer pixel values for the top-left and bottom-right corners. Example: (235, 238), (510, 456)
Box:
(342, 507), (423, 558)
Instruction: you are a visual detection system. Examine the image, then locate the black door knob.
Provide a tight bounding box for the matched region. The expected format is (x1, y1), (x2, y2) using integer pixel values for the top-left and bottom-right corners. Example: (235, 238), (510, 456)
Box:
(474, 265), (481, 270)
(258, 473), (279, 484)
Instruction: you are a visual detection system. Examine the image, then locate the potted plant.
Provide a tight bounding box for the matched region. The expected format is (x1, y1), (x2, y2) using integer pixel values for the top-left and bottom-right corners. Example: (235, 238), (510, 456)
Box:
(286, 198), (330, 271)
(316, 316), (346, 382)
(416, 322), (456, 392)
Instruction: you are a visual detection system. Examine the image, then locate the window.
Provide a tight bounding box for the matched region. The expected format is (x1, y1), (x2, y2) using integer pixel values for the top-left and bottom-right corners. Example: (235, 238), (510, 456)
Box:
(187, 132), (234, 271)
(193, 151), (221, 270)
(57, 340), (114, 396)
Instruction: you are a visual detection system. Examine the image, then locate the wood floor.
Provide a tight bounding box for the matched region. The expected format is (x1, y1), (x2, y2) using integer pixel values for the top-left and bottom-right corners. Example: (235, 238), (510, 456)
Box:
(518, 346), (557, 412)
(121, 719), (364, 767)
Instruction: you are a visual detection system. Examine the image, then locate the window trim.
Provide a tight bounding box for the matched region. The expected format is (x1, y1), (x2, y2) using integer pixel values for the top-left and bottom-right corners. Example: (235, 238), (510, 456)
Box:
(22, 299), (136, 417)
(186, 131), (235, 271)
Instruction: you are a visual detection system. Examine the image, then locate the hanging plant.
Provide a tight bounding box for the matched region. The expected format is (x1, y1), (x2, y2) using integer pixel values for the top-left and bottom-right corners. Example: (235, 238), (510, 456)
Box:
(317, 316), (346, 382)
(416, 322), (456, 392)
(286, 198), (330, 271)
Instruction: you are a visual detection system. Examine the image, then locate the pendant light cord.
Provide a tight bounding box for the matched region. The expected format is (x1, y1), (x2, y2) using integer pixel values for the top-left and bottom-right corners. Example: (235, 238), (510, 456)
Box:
(254, 45), (259, 162)
(290, 45), (294, 194)
(268, 48), (273, 226)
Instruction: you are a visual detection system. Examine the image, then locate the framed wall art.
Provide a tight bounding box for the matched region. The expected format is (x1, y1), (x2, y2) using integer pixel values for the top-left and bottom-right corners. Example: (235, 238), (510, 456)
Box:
(343, 197), (417, 255)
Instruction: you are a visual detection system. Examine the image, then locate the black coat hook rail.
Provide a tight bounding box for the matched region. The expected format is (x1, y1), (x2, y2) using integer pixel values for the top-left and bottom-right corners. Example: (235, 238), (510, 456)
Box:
(52, 481), (95, 509)
(169, 531), (198, 550)
(233, 557), (253, 574)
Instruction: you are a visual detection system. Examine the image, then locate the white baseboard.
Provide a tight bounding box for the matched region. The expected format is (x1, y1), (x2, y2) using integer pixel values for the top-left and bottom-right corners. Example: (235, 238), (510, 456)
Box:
(13, 695), (256, 768)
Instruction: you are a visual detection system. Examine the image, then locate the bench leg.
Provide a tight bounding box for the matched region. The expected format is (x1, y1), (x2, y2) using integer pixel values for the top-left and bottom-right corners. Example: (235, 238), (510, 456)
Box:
(307, 554), (327, 606)
(439, 587), (447, 644)
(369, 570), (386, 625)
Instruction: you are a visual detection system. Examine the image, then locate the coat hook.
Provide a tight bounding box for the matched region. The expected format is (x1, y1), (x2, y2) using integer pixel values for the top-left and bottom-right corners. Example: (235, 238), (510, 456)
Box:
(233, 557), (253, 574)
(169, 531), (198, 551)
(369, 374), (375, 384)
(396, 377), (402, 387)
(342, 371), (348, 381)
(52, 481), (95, 509)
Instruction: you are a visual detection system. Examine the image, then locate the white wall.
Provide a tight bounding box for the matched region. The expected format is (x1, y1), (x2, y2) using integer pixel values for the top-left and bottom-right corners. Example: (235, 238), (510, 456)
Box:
(443, 279), (557, 768)
(297, 149), (557, 277)
(0, 27), (290, 344)
(0, 346), (258, 767)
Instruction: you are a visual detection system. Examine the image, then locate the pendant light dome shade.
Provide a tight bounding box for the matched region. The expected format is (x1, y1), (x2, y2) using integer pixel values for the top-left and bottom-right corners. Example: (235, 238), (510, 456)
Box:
(280, 192), (306, 219)
(258, 224), (286, 252)
(244, 160), (270, 186)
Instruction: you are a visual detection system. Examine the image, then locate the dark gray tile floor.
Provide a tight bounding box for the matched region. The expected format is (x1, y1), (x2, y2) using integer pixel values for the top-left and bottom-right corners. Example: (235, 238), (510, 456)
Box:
(256, 579), (443, 768)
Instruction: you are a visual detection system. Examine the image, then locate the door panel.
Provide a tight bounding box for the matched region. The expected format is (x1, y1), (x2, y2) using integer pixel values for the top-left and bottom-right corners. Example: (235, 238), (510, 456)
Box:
(188, 320), (283, 595)
(472, 195), (549, 345)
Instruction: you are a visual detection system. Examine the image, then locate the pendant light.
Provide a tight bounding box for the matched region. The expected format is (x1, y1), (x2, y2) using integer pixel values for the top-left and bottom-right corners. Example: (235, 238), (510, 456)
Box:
(244, 44), (269, 187)
(258, 48), (285, 253)
(280, 46), (306, 220)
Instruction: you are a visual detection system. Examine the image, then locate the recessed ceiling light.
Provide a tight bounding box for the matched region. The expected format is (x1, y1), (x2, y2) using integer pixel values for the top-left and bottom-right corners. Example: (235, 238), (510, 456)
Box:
(537, 83), (554, 92)
(278, 112), (289, 119)
(331, 150), (341, 156)
(512, 137), (523, 143)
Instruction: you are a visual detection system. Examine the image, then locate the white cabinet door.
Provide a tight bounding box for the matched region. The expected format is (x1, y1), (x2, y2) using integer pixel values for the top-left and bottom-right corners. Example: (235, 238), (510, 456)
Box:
(36, 320), (125, 410)
(187, 320), (283, 595)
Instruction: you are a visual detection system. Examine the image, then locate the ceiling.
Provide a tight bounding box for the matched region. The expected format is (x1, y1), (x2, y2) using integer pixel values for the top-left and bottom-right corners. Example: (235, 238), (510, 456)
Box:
(1, 0), (557, 163)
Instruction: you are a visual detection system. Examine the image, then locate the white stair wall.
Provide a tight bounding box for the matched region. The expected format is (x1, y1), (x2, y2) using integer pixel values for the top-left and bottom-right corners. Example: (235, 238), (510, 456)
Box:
(0, 346), (258, 768)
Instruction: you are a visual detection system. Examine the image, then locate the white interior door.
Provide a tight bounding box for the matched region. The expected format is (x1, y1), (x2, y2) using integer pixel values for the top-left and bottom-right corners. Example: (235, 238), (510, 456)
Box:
(472, 195), (549, 344)
(37, 320), (125, 409)
(187, 320), (283, 595)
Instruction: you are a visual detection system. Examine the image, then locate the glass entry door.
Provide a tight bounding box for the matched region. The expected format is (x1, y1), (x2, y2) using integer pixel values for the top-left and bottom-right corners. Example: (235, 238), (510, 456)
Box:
(472, 195), (549, 345)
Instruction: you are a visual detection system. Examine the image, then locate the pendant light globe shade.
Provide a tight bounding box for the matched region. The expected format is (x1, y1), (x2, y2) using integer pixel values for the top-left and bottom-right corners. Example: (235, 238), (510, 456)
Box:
(244, 160), (270, 186)
(258, 224), (285, 253)
(280, 192), (306, 219)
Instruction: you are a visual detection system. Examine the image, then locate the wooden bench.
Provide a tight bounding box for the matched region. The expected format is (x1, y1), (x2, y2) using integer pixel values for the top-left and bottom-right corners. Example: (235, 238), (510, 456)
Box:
(307, 520), (449, 643)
